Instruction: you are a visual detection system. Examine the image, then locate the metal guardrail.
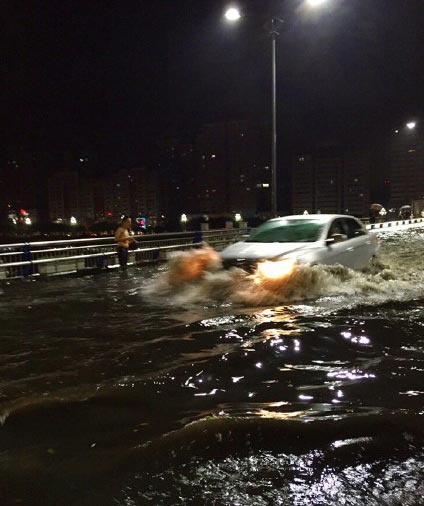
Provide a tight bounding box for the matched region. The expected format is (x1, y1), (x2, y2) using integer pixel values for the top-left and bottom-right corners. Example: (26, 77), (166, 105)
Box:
(365, 217), (424, 230)
(0, 228), (248, 280)
(0, 218), (422, 280)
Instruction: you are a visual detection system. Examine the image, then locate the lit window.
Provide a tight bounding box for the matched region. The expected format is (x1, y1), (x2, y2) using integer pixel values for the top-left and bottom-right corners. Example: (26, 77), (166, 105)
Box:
(298, 156), (305, 162)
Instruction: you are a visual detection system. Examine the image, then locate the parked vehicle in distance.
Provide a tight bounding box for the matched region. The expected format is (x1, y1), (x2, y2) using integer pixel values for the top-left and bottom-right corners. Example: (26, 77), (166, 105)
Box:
(220, 215), (379, 278)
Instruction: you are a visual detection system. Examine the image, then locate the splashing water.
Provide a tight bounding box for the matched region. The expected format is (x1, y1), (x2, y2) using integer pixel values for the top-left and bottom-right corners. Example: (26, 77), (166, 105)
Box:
(142, 229), (424, 308)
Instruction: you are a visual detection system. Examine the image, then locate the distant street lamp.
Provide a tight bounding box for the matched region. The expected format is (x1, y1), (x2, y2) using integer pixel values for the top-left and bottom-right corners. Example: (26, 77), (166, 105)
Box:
(234, 212), (242, 222)
(406, 122), (416, 130)
(308, 0), (328, 6)
(224, 7), (241, 22)
(180, 213), (188, 230)
(224, 1), (329, 217)
(70, 216), (77, 225)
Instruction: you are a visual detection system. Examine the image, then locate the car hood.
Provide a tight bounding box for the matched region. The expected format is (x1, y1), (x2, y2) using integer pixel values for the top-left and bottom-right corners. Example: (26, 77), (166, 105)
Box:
(220, 241), (314, 260)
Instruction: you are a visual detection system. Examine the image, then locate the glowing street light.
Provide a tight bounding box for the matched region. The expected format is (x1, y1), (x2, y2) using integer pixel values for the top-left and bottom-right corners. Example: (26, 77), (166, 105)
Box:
(180, 213), (188, 231)
(224, 7), (241, 22)
(70, 216), (77, 225)
(235, 213), (242, 222)
(406, 122), (416, 130)
(308, 0), (328, 6)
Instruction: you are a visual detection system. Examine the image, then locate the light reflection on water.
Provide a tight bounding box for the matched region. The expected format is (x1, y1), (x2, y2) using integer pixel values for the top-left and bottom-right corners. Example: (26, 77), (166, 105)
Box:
(0, 228), (423, 504)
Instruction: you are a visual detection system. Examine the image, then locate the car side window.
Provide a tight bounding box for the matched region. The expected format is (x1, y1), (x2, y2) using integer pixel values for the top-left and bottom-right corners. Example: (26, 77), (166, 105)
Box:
(327, 219), (345, 239)
(343, 218), (366, 239)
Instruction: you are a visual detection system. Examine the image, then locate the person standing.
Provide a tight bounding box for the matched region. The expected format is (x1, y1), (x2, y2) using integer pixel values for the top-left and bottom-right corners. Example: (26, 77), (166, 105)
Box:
(114, 216), (134, 270)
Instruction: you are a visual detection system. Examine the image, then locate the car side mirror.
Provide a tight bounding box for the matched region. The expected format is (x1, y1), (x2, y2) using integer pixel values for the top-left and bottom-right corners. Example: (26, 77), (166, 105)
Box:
(326, 233), (345, 245)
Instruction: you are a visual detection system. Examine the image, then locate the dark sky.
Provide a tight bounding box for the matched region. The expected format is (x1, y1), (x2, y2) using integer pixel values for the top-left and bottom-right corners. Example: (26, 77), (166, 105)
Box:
(2, 0), (424, 169)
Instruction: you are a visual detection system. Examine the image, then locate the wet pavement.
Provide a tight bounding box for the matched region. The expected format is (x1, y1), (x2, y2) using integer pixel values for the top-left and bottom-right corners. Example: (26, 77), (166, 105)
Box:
(1, 227), (423, 505)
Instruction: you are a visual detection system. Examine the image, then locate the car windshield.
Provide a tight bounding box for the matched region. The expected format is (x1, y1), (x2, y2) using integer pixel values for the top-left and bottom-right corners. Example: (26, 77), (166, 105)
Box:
(246, 219), (324, 243)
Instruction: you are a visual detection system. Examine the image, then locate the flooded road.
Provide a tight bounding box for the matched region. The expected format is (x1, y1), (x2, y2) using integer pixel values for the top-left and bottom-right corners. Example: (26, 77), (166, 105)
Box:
(1, 228), (424, 505)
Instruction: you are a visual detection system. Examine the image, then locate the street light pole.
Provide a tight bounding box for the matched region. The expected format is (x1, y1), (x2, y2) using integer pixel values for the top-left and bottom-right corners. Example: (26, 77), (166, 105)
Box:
(224, 3), (328, 217)
(270, 18), (279, 217)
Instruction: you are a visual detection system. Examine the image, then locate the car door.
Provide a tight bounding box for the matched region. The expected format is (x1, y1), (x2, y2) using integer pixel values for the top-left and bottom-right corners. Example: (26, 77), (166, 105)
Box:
(341, 217), (373, 269)
(321, 218), (353, 267)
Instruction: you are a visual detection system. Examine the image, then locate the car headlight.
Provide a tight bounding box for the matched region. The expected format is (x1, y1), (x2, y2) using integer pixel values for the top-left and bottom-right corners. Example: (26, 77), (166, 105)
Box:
(256, 258), (297, 279)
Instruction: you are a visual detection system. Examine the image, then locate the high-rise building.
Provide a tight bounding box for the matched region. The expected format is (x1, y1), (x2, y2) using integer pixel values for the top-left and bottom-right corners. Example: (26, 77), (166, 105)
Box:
(103, 170), (131, 219)
(194, 120), (270, 216)
(292, 147), (371, 216)
(48, 171), (96, 223)
(390, 122), (424, 208)
(154, 137), (196, 220)
(102, 167), (159, 222)
(315, 151), (344, 214)
(343, 150), (371, 216)
(0, 157), (46, 221)
(129, 167), (159, 219)
(292, 154), (314, 214)
(48, 170), (80, 221)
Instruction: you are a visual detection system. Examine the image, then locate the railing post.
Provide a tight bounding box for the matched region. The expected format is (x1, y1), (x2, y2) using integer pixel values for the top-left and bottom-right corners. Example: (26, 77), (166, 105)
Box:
(96, 255), (105, 269)
(22, 243), (33, 277)
(193, 231), (202, 245)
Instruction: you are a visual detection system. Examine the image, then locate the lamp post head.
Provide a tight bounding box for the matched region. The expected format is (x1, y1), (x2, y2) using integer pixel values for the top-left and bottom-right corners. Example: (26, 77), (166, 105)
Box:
(406, 122), (416, 130)
(307, 0), (328, 7)
(225, 7), (241, 22)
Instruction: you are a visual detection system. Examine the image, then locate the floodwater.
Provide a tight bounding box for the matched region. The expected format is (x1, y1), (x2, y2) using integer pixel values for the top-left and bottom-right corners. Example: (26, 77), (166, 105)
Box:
(1, 228), (423, 505)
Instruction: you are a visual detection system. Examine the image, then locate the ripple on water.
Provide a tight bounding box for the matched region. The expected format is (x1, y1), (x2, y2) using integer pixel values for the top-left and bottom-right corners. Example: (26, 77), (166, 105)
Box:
(0, 229), (423, 505)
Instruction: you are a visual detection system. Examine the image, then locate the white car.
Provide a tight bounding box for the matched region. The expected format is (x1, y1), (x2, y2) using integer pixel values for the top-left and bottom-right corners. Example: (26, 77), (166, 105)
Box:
(220, 215), (379, 278)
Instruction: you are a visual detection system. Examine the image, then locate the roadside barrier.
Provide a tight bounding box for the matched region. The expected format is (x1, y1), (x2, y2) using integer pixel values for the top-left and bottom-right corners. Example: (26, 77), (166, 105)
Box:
(366, 217), (424, 230)
(0, 218), (422, 280)
(0, 228), (247, 280)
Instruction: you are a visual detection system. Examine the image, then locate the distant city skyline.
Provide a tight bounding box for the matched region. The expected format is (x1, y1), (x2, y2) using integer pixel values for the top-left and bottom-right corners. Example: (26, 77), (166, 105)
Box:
(2, 118), (422, 227)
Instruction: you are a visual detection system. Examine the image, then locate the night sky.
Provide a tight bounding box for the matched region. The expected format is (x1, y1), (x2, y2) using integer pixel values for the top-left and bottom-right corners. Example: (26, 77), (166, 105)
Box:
(2, 0), (424, 171)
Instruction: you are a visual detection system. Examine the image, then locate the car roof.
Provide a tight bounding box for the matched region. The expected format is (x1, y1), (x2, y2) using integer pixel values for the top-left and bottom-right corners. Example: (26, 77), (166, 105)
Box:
(268, 214), (360, 223)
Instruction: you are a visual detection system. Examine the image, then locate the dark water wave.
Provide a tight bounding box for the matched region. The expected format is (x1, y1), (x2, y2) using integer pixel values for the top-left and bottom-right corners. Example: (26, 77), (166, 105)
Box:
(1, 228), (424, 505)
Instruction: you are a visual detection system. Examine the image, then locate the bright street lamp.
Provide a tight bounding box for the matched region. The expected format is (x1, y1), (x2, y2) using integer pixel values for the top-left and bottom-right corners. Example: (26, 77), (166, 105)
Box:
(224, 7), (241, 22)
(406, 122), (416, 130)
(308, 0), (328, 7)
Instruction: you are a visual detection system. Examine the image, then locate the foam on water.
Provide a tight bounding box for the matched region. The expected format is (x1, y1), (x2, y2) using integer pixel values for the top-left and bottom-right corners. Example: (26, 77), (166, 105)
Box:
(142, 229), (424, 309)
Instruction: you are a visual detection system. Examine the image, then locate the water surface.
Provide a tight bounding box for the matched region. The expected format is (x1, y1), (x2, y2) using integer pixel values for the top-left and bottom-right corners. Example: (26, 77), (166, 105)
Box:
(1, 228), (423, 505)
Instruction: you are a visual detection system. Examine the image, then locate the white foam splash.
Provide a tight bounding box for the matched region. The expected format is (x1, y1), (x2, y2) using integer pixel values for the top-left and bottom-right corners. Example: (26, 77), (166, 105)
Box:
(142, 230), (424, 309)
